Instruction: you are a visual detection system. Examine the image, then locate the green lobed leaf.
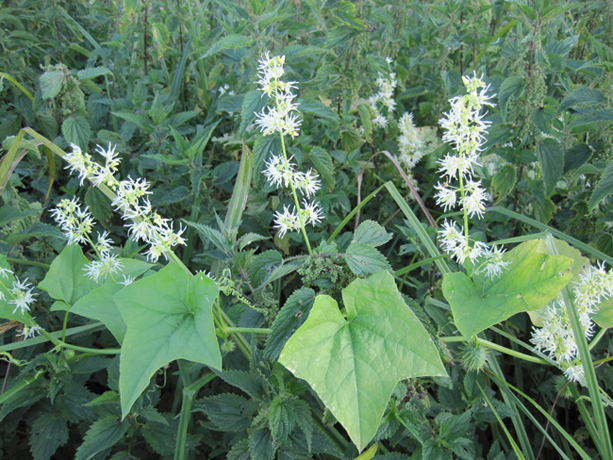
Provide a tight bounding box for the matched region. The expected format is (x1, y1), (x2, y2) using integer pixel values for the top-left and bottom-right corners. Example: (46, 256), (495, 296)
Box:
(61, 116), (91, 150)
(279, 271), (447, 451)
(29, 412), (69, 460)
(536, 138), (564, 196)
(194, 394), (253, 431)
(442, 239), (573, 338)
(589, 161), (613, 211)
(264, 288), (316, 361)
(354, 220), (392, 247)
(113, 265), (221, 417)
(345, 242), (391, 276)
(38, 244), (99, 308)
(75, 415), (129, 460)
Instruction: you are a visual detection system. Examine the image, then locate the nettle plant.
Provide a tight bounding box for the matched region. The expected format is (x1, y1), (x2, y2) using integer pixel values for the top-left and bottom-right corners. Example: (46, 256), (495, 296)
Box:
(2, 52), (613, 460)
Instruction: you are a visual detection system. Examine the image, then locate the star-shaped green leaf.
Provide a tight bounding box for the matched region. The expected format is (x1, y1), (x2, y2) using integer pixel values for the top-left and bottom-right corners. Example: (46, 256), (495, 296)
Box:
(113, 263), (221, 418)
(442, 239), (573, 338)
(279, 271), (446, 452)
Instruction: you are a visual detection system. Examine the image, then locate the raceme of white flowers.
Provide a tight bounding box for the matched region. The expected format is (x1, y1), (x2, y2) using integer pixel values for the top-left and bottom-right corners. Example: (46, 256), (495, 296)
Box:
(59, 143), (186, 264)
(0, 266), (42, 338)
(397, 112), (425, 171)
(256, 53), (323, 239)
(369, 68), (397, 129)
(531, 262), (613, 384)
(435, 74), (507, 278)
(254, 53), (301, 138)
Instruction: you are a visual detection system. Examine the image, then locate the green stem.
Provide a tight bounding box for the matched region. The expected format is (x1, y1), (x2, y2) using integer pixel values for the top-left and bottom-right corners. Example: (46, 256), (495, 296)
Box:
(278, 130), (312, 254)
(0, 370), (44, 405)
(6, 257), (50, 270)
(589, 327), (608, 351)
(61, 311), (69, 342)
(223, 327), (272, 334)
(40, 330), (120, 355)
(441, 336), (550, 365)
(544, 235), (613, 460)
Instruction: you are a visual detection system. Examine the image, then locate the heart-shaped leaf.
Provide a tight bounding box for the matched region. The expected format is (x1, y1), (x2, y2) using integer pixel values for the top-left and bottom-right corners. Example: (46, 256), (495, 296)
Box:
(443, 239), (573, 338)
(113, 264), (221, 417)
(279, 271), (446, 451)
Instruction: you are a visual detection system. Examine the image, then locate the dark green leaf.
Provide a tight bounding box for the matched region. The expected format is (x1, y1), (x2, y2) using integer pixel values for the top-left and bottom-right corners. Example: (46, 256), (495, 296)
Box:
(536, 138), (564, 196)
(195, 394), (253, 431)
(249, 428), (275, 460)
(2, 222), (65, 245)
(75, 415), (129, 460)
(183, 220), (231, 254)
(297, 98), (340, 123)
(269, 397), (296, 445)
(84, 186), (112, 229)
(589, 161), (613, 211)
(240, 90), (269, 136)
(29, 412), (69, 460)
(247, 250), (283, 288)
(498, 76), (525, 120)
(558, 87), (604, 112)
(492, 165), (516, 199)
(564, 144), (591, 173)
(213, 369), (265, 400)
(265, 288), (316, 361)
(200, 34), (254, 59)
(308, 146), (335, 188)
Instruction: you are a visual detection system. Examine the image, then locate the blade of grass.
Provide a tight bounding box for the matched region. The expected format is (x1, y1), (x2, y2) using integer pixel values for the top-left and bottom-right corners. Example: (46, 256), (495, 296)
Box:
(0, 72), (34, 101)
(395, 254), (449, 277)
(224, 142), (252, 245)
(0, 130), (26, 195)
(487, 370), (592, 460)
(477, 380), (526, 460)
(385, 182), (451, 274)
(488, 206), (613, 265)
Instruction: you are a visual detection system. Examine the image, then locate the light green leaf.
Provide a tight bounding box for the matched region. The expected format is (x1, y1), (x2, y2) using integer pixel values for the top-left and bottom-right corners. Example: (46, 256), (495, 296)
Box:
(112, 111), (154, 132)
(279, 271), (446, 451)
(38, 245), (99, 308)
(151, 22), (169, 56)
(61, 116), (91, 150)
(345, 242), (391, 276)
(113, 265), (221, 418)
(39, 70), (64, 100)
(442, 239), (573, 338)
(537, 138), (564, 196)
(589, 161), (613, 211)
(354, 220), (392, 247)
(70, 259), (153, 344)
(200, 34), (254, 59)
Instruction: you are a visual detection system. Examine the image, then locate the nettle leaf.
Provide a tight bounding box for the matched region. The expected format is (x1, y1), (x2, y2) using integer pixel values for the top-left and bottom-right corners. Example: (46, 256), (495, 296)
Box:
(195, 394), (253, 431)
(247, 250), (283, 288)
(498, 76), (525, 120)
(39, 70), (64, 100)
(354, 220), (392, 247)
(183, 220), (231, 255)
(442, 239), (573, 338)
(62, 116), (91, 150)
(29, 412), (69, 460)
(249, 428), (275, 460)
(279, 271), (446, 451)
(113, 265), (221, 417)
(345, 242), (391, 276)
(492, 164), (517, 199)
(77, 66), (112, 80)
(589, 161), (613, 211)
(564, 143), (591, 173)
(309, 146), (335, 188)
(558, 87), (604, 112)
(213, 368), (266, 400)
(200, 34), (254, 59)
(269, 396), (297, 445)
(297, 98), (340, 123)
(238, 232), (270, 251)
(39, 245), (99, 308)
(75, 415), (129, 460)
(265, 288), (316, 361)
(537, 138), (564, 196)
(240, 90), (269, 136)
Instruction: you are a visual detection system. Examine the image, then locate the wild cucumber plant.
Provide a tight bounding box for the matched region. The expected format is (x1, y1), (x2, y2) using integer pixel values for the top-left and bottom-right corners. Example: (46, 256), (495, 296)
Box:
(2, 2), (613, 460)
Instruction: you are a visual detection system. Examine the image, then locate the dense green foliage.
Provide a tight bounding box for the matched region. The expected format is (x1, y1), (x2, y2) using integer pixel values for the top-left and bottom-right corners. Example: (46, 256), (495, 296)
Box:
(1, 0), (613, 459)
